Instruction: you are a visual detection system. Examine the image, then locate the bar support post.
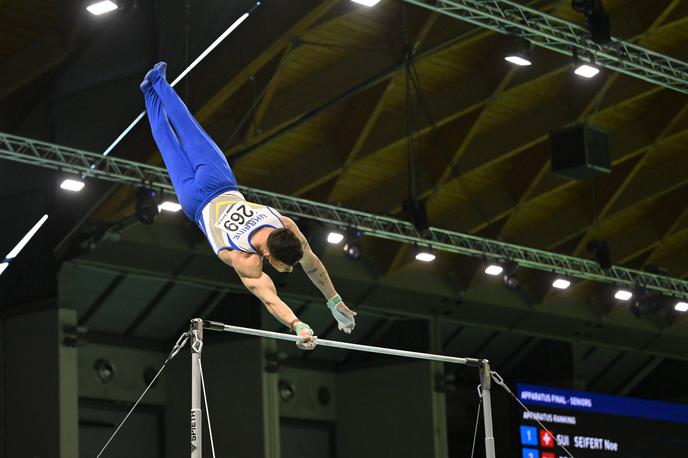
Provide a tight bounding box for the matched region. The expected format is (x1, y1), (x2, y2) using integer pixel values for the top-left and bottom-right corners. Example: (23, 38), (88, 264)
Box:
(190, 319), (203, 458)
(480, 360), (496, 458)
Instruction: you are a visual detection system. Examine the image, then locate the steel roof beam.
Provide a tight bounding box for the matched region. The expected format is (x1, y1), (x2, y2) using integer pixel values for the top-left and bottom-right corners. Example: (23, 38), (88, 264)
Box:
(2, 132), (688, 297)
(404, 0), (688, 94)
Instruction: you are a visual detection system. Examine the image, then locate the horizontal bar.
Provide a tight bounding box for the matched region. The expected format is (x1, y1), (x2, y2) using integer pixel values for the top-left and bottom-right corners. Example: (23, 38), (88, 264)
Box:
(202, 320), (481, 367)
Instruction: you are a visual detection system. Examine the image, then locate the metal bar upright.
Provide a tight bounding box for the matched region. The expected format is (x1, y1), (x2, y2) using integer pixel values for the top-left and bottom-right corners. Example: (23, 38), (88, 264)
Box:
(190, 319), (204, 458)
(480, 360), (496, 458)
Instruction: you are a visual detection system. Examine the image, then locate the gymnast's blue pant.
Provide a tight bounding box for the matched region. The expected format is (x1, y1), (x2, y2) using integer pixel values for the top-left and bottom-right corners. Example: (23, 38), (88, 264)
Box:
(141, 70), (238, 222)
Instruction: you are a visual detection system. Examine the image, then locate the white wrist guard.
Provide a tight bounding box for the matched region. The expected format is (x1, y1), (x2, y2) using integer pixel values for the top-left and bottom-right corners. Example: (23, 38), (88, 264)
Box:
(326, 294), (355, 334)
(326, 294), (342, 310)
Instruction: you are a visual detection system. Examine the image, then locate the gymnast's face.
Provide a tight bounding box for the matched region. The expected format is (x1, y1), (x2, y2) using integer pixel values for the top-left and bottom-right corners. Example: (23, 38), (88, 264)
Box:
(268, 256), (294, 273)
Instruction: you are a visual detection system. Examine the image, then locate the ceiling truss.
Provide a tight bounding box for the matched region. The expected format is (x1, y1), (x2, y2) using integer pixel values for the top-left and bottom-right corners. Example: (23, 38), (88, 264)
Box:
(2, 131), (688, 298)
(404, 0), (688, 94)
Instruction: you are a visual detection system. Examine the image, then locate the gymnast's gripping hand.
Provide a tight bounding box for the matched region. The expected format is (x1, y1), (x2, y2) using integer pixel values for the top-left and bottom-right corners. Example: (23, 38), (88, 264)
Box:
(294, 322), (317, 350)
(327, 295), (357, 334)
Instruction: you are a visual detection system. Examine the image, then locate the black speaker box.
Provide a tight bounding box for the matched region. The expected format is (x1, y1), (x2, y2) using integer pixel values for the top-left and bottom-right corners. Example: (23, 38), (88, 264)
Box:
(549, 123), (610, 180)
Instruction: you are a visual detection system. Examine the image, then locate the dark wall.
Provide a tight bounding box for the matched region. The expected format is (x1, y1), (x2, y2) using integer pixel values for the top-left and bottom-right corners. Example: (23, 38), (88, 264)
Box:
(165, 336), (272, 457)
(336, 361), (442, 457)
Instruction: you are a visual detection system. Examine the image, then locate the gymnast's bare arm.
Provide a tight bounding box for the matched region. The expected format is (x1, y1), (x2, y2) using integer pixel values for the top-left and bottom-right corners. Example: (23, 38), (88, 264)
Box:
(281, 217), (357, 333)
(218, 250), (316, 348)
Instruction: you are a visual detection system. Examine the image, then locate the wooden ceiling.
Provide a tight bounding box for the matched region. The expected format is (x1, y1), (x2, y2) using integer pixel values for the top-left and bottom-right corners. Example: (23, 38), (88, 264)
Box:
(163, 0), (688, 288)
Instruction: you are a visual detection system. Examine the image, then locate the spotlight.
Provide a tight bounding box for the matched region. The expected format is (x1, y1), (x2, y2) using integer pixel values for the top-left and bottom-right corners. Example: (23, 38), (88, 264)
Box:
(60, 178), (85, 192)
(341, 228), (362, 260)
(675, 302), (688, 312)
(587, 240), (612, 270)
(552, 278), (571, 290)
(135, 188), (159, 224)
(415, 248), (436, 262)
(342, 241), (361, 260)
(0, 262), (8, 276)
(502, 261), (519, 290)
(158, 201), (182, 212)
(327, 231), (344, 244)
(614, 289), (632, 301)
(504, 37), (532, 66)
(574, 63), (600, 78)
(485, 264), (504, 276)
(87, 0), (118, 15)
(351, 0), (381, 6)
(278, 380), (295, 402)
(629, 288), (661, 318)
(94, 358), (116, 383)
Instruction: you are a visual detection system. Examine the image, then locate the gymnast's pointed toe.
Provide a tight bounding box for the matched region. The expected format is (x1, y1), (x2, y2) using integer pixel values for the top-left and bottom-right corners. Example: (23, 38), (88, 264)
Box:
(141, 61), (168, 88)
(153, 61), (168, 79)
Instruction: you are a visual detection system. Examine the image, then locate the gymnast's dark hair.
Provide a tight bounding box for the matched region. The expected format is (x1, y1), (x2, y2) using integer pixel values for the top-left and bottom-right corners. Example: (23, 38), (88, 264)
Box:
(267, 228), (304, 266)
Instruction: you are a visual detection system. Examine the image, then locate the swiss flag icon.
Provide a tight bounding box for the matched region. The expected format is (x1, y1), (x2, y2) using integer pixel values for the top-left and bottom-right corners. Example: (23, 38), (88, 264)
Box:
(539, 430), (555, 448)
(541, 453), (556, 458)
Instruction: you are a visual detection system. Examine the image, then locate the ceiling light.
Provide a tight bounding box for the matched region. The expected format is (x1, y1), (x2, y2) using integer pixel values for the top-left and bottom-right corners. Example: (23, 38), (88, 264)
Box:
(614, 289), (632, 301)
(674, 302), (688, 312)
(505, 55), (532, 66)
(87, 0), (118, 15)
(158, 201), (182, 212)
(575, 63), (600, 78)
(327, 232), (344, 244)
(485, 264), (504, 276)
(0, 262), (8, 276)
(351, 0), (381, 6)
(60, 179), (85, 192)
(504, 37), (532, 66)
(552, 278), (571, 290)
(415, 251), (436, 262)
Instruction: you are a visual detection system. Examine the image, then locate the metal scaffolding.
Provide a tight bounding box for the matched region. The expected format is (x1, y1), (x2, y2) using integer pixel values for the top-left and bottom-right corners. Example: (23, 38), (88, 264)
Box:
(404, 0), (688, 94)
(2, 131), (688, 297)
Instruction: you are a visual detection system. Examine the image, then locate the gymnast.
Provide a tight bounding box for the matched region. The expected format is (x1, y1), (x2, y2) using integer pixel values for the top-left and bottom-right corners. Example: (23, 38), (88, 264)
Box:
(140, 62), (356, 350)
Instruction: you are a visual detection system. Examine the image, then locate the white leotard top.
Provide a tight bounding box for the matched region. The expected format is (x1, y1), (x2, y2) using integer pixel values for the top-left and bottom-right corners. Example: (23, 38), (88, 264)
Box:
(198, 190), (285, 255)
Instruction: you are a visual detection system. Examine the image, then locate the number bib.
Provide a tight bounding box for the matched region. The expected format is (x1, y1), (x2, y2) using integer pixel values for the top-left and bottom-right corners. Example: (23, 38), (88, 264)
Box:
(213, 202), (283, 251)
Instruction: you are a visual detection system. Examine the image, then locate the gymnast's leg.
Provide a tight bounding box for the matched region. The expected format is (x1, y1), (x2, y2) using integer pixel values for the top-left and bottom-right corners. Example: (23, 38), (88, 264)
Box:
(143, 62), (238, 196)
(140, 78), (198, 220)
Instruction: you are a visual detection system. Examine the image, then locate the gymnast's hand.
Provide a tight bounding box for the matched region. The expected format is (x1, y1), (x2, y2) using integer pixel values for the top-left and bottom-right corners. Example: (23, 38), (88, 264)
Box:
(294, 322), (317, 350)
(330, 301), (356, 334)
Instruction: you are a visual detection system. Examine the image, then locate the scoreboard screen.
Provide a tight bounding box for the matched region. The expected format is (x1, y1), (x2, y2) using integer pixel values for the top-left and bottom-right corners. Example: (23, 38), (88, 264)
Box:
(513, 384), (688, 458)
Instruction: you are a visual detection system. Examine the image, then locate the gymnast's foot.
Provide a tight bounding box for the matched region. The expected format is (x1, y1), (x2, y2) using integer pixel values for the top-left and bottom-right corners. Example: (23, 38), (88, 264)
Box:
(140, 61), (168, 91)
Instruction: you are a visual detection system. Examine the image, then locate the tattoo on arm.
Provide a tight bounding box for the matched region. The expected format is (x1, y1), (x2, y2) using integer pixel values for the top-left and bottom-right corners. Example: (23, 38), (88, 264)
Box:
(306, 267), (318, 274)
